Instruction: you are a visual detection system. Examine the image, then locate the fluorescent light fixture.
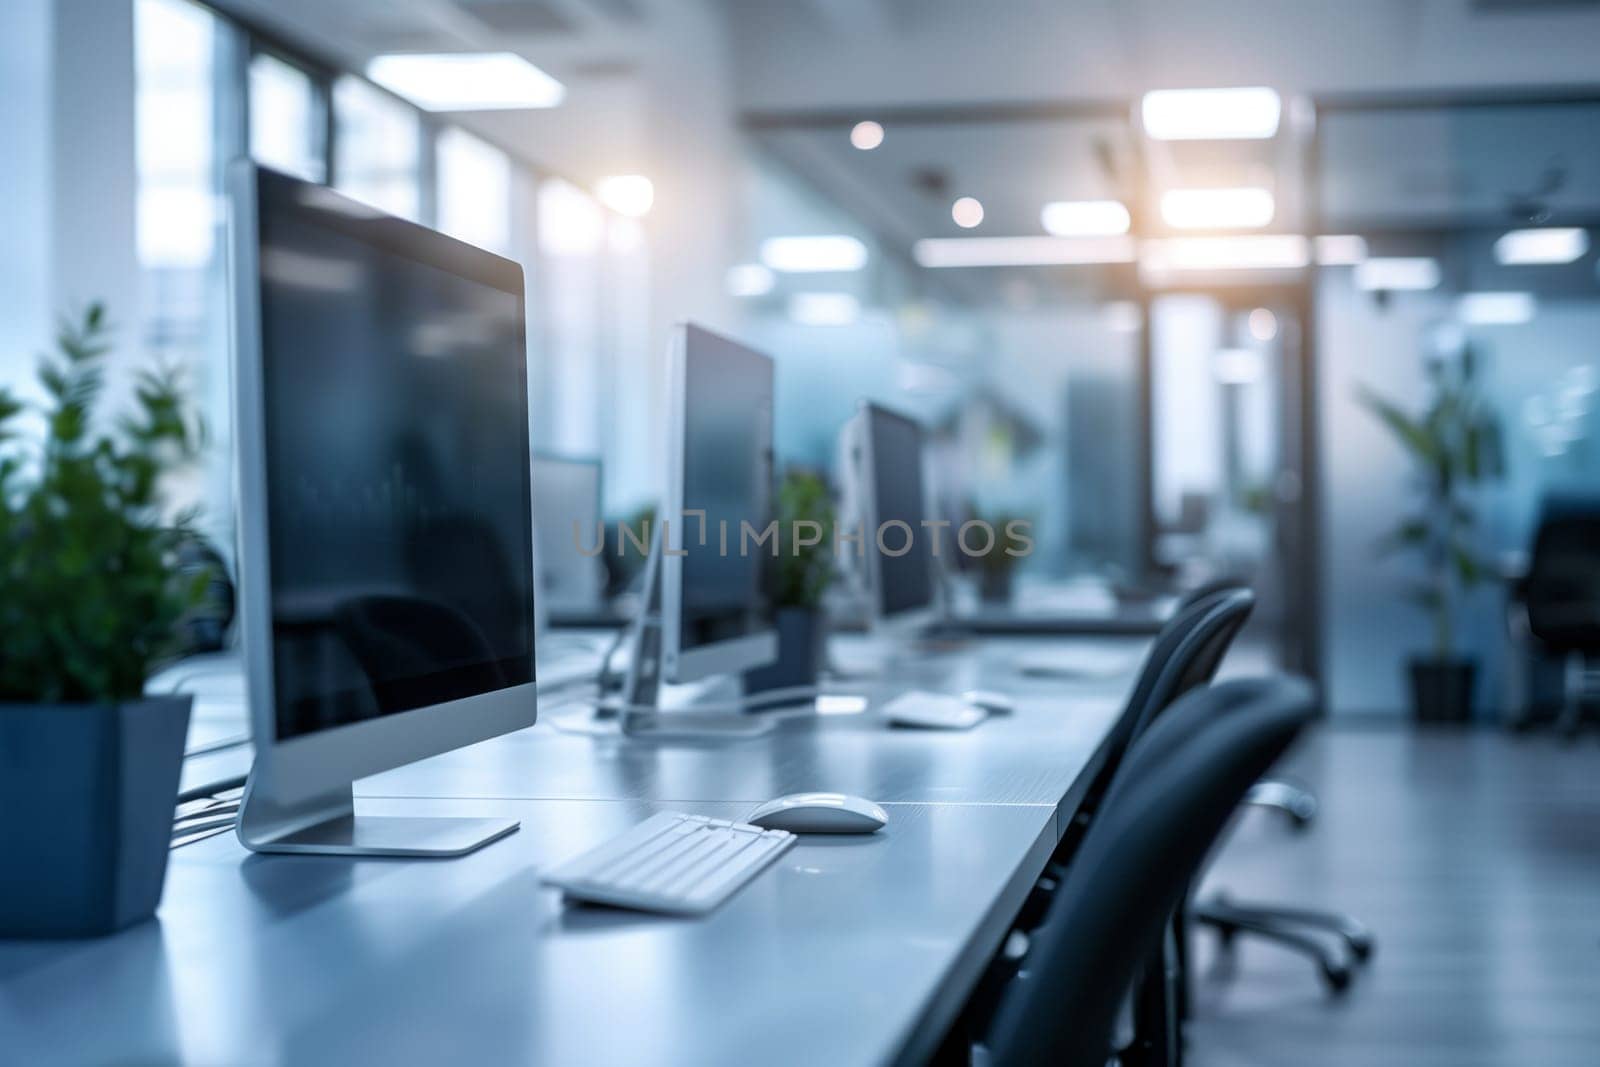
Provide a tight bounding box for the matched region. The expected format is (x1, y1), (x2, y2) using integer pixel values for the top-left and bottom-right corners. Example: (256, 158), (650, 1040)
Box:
(366, 52), (564, 112)
(1459, 291), (1535, 325)
(1041, 200), (1130, 237)
(1141, 87), (1281, 141)
(951, 197), (984, 228)
(1214, 348), (1263, 385)
(595, 175), (653, 218)
(1315, 234), (1368, 266)
(850, 121), (884, 150)
(1160, 187), (1275, 229)
(912, 235), (1136, 268)
(1139, 235), (1310, 274)
(1354, 257), (1440, 291)
(726, 263), (775, 298)
(788, 292), (859, 326)
(760, 235), (869, 273)
(1493, 227), (1588, 265)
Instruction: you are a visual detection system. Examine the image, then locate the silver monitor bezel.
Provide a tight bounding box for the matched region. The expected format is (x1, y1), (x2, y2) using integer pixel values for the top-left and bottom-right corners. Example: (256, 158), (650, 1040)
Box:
(228, 161), (539, 807)
(659, 323), (778, 684)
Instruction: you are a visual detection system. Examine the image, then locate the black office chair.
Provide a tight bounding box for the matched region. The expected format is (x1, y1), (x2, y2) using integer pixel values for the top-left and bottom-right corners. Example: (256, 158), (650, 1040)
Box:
(974, 677), (1315, 1067)
(1521, 495), (1600, 735)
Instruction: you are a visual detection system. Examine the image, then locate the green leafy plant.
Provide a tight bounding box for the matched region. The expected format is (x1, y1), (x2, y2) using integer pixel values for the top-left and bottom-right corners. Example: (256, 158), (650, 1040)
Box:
(773, 469), (835, 610)
(0, 304), (206, 703)
(1357, 346), (1504, 660)
(968, 510), (1031, 577)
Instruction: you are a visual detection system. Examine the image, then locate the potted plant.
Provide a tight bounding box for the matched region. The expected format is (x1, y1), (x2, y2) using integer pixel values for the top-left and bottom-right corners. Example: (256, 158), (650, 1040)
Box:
(1358, 344), (1504, 723)
(0, 305), (206, 938)
(972, 511), (1030, 605)
(744, 469), (835, 695)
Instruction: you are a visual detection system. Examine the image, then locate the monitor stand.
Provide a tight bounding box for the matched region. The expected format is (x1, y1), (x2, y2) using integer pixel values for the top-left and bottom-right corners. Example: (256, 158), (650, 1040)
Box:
(236, 777), (518, 857)
(602, 531), (776, 740)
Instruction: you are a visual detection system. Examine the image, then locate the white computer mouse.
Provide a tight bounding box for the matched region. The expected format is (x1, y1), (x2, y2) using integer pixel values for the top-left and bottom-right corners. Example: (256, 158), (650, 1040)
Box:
(746, 792), (888, 834)
(962, 689), (1016, 715)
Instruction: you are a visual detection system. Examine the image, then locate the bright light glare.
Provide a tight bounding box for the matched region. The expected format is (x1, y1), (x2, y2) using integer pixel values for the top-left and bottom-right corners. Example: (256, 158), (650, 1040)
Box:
(1139, 235), (1309, 274)
(1248, 308), (1278, 341)
(789, 292), (860, 326)
(952, 197), (985, 228)
(1354, 257), (1440, 291)
(596, 175), (654, 218)
(1160, 187), (1275, 229)
(1141, 87), (1281, 140)
(850, 121), (884, 150)
(1041, 200), (1130, 236)
(913, 236), (1136, 268)
(1214, 348), (1263, 385)
(726, 263), (775, 298)
(538, 178), (604, 256)
(761, 235), (869, 273)
(366, 52), (565, 112)
(1493, 227), (1588, 265)
(1315, 234), (1368, 266)
(1459, 292), (1535, 325)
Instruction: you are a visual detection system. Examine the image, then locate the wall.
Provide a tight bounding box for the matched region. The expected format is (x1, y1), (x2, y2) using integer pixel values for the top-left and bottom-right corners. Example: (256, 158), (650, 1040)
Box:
(0, 0), (53, 399)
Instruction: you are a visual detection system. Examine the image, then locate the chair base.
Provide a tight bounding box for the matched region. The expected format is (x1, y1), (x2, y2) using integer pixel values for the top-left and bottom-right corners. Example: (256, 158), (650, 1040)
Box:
(1193, 894), (1373, 995)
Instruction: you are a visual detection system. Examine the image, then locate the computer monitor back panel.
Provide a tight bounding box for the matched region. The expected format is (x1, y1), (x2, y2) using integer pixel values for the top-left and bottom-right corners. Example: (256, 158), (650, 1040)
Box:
(530, 455), (604, 613)
(660, 324), (778, 683)
(231, 163), (539, 808)
(860, 403), (939, 631)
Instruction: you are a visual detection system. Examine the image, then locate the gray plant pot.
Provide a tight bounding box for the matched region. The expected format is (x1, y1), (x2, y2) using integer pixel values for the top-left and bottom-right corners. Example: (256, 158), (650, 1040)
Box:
(744, 607), (826, 696)
(1408, 658), (1475, 724)
(0, 696), (191, 939)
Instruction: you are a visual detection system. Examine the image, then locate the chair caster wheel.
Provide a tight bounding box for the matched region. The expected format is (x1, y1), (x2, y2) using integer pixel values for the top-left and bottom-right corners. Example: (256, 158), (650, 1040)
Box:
(1348, 934), (1375, 962)
(1321, 961), (1352, 993)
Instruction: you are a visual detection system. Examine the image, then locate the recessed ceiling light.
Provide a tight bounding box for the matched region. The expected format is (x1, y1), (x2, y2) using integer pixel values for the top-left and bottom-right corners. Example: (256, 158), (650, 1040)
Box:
(951, 197), (984, 228)
(726, 263), (775, 298)
(1315, 234), (1368, 266)
(1141, 87), (1281, 140)
(1041, 200), (1130, 237)
(1139, 235), (1310, 274)
(1160, 188), (1275, 229)
(789, 292), (860, 326)
(760, 235), (869, 273)
(366, 52), (565, 111)
(1248, 308), (1278, 341)
(850, 121), (884, 151)
(1493, 227), (1588, 265)
(595, 175), (653, 218)
(1354, 257), (1440, 291)
(912, 236), (1136, 268)
(1459, 292), (1535, 325)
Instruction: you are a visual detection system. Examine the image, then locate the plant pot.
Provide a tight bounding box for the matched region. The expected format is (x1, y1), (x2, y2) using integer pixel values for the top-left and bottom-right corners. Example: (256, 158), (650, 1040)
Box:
(0, 696), (191, 938)
(744, 607), (826, 696)
(979, 566), (1015, 605)
(1408, 658), (1476, 724)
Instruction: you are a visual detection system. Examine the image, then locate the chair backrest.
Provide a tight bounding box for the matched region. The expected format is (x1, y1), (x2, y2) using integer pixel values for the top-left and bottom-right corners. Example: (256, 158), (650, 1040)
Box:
(1175, 576), (1248, 615)
(1525, 495), (1600, 649)
(1080, 588), (1256, 810)
(983, 676), (1314, 1067)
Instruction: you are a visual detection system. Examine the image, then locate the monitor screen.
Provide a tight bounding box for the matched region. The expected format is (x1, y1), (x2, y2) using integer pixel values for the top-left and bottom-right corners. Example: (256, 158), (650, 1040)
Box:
(253, 170), (534, 741)
(531, 455), (602, 611)
(867, 405), (936, 618)
(676, 325), (777, 655)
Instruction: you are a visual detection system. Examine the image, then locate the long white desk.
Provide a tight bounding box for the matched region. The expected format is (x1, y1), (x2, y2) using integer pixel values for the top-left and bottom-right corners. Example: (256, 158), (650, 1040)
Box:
(0, 635), (1145, 1067)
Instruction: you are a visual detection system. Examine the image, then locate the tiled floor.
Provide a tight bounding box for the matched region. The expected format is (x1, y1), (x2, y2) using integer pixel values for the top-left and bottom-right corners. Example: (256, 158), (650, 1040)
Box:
(1186, 725), (1600, 1067)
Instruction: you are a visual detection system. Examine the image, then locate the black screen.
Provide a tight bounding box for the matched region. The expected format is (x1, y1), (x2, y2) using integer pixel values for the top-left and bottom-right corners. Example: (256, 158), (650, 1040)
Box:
(677, 325), (777, 652)
(868, 405), (935, 618)
(254, 170), (534, 740)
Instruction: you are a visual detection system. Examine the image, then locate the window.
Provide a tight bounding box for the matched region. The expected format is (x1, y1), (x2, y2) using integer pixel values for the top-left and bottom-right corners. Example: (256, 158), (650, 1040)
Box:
(249, 52), (323, 182)
(333, 77), (421, 220)
(437, 127), (512, 254)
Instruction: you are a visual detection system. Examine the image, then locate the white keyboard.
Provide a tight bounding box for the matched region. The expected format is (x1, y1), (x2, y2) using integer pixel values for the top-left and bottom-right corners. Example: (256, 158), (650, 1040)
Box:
(882, 690), (987, 730)
(541, 811), (796, 915)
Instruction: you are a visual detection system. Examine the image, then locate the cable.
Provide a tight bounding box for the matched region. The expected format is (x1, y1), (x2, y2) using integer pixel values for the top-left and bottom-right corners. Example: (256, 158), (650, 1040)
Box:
(176, 774), (247, 806)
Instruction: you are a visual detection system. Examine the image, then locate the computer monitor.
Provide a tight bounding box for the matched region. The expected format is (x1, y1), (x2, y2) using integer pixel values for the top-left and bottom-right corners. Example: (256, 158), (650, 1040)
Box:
(229, 163), (537, 856)
(530, 454), (604, 615)
(839, 402), (939, 632)
(660, 323), (778, 684)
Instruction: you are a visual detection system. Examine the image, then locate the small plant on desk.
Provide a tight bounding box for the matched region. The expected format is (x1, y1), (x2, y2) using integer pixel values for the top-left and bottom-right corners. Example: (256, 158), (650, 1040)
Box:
(0, 303), (208, 937)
